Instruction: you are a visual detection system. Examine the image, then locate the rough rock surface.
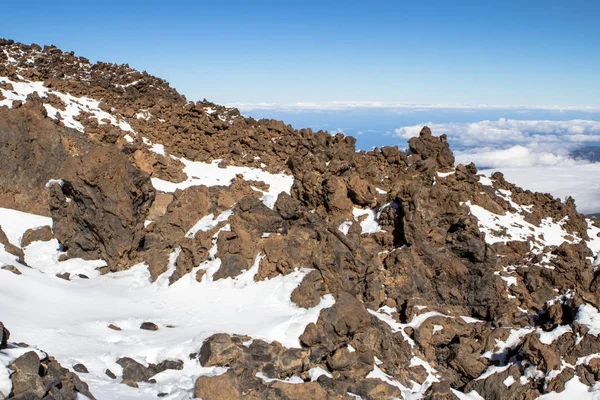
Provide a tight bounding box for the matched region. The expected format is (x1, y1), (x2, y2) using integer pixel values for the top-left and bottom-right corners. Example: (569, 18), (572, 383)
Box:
(49, 146), (155, 270)
(0, 94), (70, 216)
(1, 39), (600, 399)
(20, 226), (53, 248)
(0, 321), (94, 399)
(116, 357), (183, 385)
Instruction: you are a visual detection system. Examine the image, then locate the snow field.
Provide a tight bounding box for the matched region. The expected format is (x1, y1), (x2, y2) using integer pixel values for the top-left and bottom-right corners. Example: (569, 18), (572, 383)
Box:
(0, 207), (334, 399)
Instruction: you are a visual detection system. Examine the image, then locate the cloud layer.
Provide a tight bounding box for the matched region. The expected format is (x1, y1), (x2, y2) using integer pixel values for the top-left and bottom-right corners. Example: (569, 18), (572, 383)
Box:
(394, 118), (600, 214)
(230, 102), (600, 113)
(394, 118), (600, 168)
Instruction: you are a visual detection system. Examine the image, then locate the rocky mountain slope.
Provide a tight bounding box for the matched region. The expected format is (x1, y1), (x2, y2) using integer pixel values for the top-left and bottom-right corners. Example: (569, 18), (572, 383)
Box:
(1, 39), (600, 399)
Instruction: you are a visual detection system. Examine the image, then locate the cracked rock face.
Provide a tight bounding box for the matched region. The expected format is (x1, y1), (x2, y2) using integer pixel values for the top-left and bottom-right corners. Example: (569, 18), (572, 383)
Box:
(49, 146), (155, 271)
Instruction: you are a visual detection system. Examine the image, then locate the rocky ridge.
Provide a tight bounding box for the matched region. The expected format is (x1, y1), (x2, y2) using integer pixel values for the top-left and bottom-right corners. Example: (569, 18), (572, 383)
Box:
(1, 39), (600, 399)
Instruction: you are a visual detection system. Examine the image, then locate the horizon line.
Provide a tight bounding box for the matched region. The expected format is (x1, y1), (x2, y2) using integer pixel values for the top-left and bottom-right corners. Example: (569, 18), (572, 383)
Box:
(224, 101), (600, 113)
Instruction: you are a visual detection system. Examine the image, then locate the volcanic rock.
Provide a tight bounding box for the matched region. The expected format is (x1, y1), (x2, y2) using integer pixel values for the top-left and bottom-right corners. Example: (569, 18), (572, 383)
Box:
(73, 364), (89, 373)
(0, 322), (9, 349)
(20, 226), (53, 247)
(0, 324), (95, 399)
(49, 146), (155, 270)
(2, 265), (22, 275)
(3, 39), (600, 400)
(140, 322), (159, 331)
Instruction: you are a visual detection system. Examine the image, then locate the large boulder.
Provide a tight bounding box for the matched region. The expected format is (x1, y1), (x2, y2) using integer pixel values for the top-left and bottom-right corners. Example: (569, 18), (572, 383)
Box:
(408, 126), (455, 170)
(116, 357), (184, 384)
(0, 95), (69, 216)
(49, 146), (155, 270)
(198, 333), (244, 367)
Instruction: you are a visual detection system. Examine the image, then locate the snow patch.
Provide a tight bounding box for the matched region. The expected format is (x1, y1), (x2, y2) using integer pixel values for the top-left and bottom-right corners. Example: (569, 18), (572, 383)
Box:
(308, 366), (333, 381)
(185, 209), (233, 239)
(478, 176), (494, 186)
(0, 207), (52, 247)
(151, 158), (293, 209)
(0, 207), (335, 399)
(466, 199), (578, 251)
(0, 76), (134, 134)
(352, 208), (384, 234)
(256, 371), (303, 384)
(537, 325), (573, 345)
(338, 220), (353, 235)
(503, 375), (516, 387)
(369, 306), (448, 347)
(437, 170), (455, 178)
(537, 376), (600, 399)
(576, 304), (600, 336)
(451, 389), (486, 400)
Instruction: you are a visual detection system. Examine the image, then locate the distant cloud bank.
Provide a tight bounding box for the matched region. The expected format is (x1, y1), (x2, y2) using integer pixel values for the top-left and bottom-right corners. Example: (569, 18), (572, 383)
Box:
(394, 118), (600, 168)
(229, 101), (600, 113)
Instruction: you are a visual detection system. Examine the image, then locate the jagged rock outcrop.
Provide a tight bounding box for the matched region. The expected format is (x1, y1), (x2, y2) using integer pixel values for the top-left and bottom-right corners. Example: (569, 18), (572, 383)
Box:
(48, 146), (155, 270)
(0, 93), (70, 216)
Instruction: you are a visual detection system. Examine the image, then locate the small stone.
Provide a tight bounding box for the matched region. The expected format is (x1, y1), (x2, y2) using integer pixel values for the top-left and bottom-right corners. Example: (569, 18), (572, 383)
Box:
(140, 322), (159, 331)
(198, 334), (243, 367)
(1, 265), (22, 275)
(56, 272), (71, 281)
(195, 269), (206, 283)
(20, 226), (53, 247)
(73, 363), (89, 373)
(3, 244), (25, 264)
(108, 324), (122, 331)
(156, 359), (184, 371)
(78, 274), (89, 279)
(105, 369), (117, 379)
(117, 357), (153, 382)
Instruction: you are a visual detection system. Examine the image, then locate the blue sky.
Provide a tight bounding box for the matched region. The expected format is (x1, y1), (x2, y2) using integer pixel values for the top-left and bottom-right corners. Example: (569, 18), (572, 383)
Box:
(2, 0), (599, 107)
(2, 2), (600, 211)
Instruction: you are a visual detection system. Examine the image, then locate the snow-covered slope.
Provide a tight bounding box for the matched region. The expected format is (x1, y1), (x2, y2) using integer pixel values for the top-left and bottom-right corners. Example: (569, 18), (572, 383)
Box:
(0, 207), (333, 399)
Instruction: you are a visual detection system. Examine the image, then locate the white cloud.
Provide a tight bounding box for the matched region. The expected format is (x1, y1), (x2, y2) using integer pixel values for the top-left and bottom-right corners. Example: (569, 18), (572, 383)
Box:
(395, 118), (600, 142)
(395, 118), (600, 167)
(455, 146), (580, 169)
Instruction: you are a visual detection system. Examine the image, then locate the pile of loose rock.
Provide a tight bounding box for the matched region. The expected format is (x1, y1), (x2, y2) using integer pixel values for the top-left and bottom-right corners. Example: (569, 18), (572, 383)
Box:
(0, 322), (94, 400)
